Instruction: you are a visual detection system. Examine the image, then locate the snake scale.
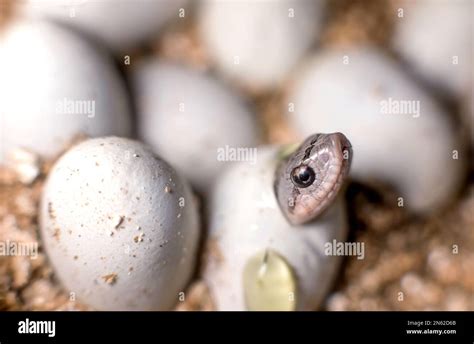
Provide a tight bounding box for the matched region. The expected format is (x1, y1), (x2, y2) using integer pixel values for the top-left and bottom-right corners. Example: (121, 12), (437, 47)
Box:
(274, 133), (353, 225)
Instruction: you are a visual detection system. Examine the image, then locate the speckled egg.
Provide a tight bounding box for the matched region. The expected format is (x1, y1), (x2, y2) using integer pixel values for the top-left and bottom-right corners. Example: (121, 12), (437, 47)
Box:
(40, 137), (200, 310)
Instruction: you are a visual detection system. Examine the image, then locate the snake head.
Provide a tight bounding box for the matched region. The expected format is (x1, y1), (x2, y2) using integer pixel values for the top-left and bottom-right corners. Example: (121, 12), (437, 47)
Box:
(274, 132), (352, 225)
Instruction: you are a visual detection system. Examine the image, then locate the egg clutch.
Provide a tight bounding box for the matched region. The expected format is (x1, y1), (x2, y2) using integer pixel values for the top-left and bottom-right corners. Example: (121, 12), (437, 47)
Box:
(0, 0), (471, 312)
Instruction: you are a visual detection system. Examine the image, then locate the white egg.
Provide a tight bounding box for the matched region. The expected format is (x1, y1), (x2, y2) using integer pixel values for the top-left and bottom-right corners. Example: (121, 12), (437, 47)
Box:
(40, 137), (200, 310)
(204, 147), (347, 311)
(286, 47), (465, 213)
(198, 0), (323, 90)
(132, 60), (260, 192)
(22, 0), (188, 50)
(0, 18), (131, 164)
(393, 0), (472, 96)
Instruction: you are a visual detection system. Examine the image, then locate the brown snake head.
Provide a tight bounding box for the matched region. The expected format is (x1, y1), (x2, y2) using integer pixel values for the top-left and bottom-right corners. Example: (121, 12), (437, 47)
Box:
(274, 133), (352, 225)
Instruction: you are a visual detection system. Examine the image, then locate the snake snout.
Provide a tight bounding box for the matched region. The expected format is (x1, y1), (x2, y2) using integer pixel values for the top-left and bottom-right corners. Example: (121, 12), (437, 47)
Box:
(330, 132), (351, 150)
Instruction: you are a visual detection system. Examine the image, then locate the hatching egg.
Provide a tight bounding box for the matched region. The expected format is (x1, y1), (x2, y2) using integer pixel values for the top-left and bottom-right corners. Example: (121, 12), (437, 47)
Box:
(204, 147), (347, 311)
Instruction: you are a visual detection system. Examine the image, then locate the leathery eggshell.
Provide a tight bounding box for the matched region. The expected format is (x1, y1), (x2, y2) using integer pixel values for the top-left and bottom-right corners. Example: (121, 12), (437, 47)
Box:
(286, 47), (465, 213)
(198, 0), (323, 90)
(132, 60), (260, 192)
(203, 147), (347, 311)
(40, 137), (200, 310)
(22, 0), (189, 50)
(0, 18), (131, 164)
(392, 0), (472, 96)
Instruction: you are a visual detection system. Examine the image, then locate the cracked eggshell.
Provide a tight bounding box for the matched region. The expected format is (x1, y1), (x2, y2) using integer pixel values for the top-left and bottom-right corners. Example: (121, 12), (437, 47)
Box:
(204, 147), (347, 311)
(286, 47), (465, 213)
(40, 137), (200, 310)
(393, 0), (472, 96)
(0, 18), (131, 165)
(198, 0), (323, 90)
(22, 0), (188, 50)
(132, 60), (260, 192)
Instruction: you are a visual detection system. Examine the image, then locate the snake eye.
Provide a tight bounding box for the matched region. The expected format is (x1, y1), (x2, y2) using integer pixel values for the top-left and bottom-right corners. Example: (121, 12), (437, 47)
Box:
(291, 165), (315, 188)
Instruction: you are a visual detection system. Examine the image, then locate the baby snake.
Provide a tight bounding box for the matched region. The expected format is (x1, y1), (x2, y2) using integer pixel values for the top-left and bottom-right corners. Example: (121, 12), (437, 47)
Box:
(274, 133), (353, 225)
